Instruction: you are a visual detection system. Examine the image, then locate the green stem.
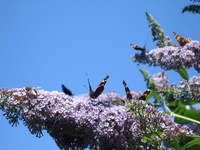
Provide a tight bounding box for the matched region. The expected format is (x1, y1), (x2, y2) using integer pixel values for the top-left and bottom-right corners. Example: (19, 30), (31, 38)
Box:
(171, 112), (200, 125)
(163, 100), (200, 125)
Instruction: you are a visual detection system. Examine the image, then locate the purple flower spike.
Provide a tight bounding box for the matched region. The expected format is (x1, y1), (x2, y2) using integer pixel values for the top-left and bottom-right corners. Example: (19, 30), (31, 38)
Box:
(152, 72), (169, 90)
(132, 41), (200, 72)
(0, 88), (194, 149)
(175, 76), (200, 102)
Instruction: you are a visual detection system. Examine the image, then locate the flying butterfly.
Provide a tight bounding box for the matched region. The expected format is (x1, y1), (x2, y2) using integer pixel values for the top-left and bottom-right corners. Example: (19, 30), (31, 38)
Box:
(61, 84), (74, 96)
(173, 32), (191, 46)
(87, 74), (109, 99)
(130, 44), (146, 51)
(130, 35), (149, 51)
(122, 80), (132, 100)
(139, 86), (154, 101)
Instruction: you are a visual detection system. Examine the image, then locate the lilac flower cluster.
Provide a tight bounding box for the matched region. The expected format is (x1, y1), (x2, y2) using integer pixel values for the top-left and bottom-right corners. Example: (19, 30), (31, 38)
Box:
(132, 41), (200, 72)
(126, 100), (193, 147)
(177, 76), (200, 102)
(180, 76), (200, 87)
(150, 72), (200, 103)
(0, 88), (194, 149)
(151, 72), (169, 90)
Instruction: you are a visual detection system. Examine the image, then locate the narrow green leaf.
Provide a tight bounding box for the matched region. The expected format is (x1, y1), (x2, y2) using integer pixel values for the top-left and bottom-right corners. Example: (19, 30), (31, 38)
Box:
(181, 138), (200, 150)
(169, 140), (181, 150)
(178, 68), (189, 80)
(169, 100), (186, 107)
(174, 107), (200, 123)
(143, 136), (153, 142)
(150, 131), (162, 136)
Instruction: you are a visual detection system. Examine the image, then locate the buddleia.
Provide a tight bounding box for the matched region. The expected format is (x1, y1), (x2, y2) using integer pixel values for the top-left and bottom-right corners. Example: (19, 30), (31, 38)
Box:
(146, 12), (175, 48)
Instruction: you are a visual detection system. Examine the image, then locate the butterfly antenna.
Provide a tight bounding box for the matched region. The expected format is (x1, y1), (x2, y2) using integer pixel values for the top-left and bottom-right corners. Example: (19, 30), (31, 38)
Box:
(83, 84), (89, 91)
(143, 35), (149, 50)
(85, 72), (93, 93)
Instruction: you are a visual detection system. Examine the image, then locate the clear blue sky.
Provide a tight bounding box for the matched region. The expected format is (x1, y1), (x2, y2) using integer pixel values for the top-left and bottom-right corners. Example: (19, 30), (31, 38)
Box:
(0, 0), (199, 150)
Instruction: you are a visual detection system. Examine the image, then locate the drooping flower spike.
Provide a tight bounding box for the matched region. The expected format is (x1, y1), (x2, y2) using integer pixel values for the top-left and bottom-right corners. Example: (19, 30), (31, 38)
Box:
(0, 87), (194, 149)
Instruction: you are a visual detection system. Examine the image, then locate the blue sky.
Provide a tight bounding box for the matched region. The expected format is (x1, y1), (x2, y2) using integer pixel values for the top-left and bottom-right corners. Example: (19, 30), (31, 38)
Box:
(0, 0), (199, 150)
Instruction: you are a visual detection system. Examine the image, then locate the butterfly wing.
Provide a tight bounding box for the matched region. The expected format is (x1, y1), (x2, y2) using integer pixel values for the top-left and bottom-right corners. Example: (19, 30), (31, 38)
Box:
(122, 80), (132, 100)
(93, 75), (109, 98)
(62, 84), (73, 96)
(86, 76), (95, 98)
(173, 32), (191, 46)
(139, 86), (154, 100)
(138, 89), (151, 100)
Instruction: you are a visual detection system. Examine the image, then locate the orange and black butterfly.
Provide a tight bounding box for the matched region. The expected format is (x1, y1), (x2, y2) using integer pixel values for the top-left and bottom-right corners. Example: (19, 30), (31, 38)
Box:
(122, 80), (132, 100)
(139, 86), (154, 101)
(173, 32), (191, 46)
(61, 84), (74, 96)
(130, 44), (146, 51)
(87, 75), (109, 99)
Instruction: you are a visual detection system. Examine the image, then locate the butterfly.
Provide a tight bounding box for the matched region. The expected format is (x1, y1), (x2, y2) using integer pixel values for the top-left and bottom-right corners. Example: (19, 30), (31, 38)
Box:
(173, 32), (191, 46)
(130, 44), (146, 51)
(139, 86), (154, 100)
(25, 87), (40, 95)
(61, 84), (73, 96)
(130, 36), (149, 51)
(87, 75), (109, 99)
(122, 80), (132, 100)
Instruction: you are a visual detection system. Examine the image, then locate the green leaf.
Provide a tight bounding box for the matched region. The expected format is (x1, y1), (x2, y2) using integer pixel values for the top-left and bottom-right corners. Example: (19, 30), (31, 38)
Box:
(151, 90), (160, 98)
(181, 138), (200, 150)
(139, 69), (152, 87)
(150, 131), (162, 136)
(139, 69), (151, 81)
(174, 107), (200, 124)
(169, 100), (186, 107)
(178, 68), (189, 80)
(169, 140), (181, 150)
(143, 136), (153, 142)
(182, 4), (200, 14)
(169, 100), (199, 107)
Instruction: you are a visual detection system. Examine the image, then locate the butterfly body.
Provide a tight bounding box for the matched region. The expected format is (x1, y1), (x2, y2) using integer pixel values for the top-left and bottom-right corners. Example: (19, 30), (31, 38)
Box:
(122, 80), (132, 100)
(173, 32), (191, 46)
(87, 75), (109, 99)
(130, 44), (146, 51)
(61, 84), (73, 96)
